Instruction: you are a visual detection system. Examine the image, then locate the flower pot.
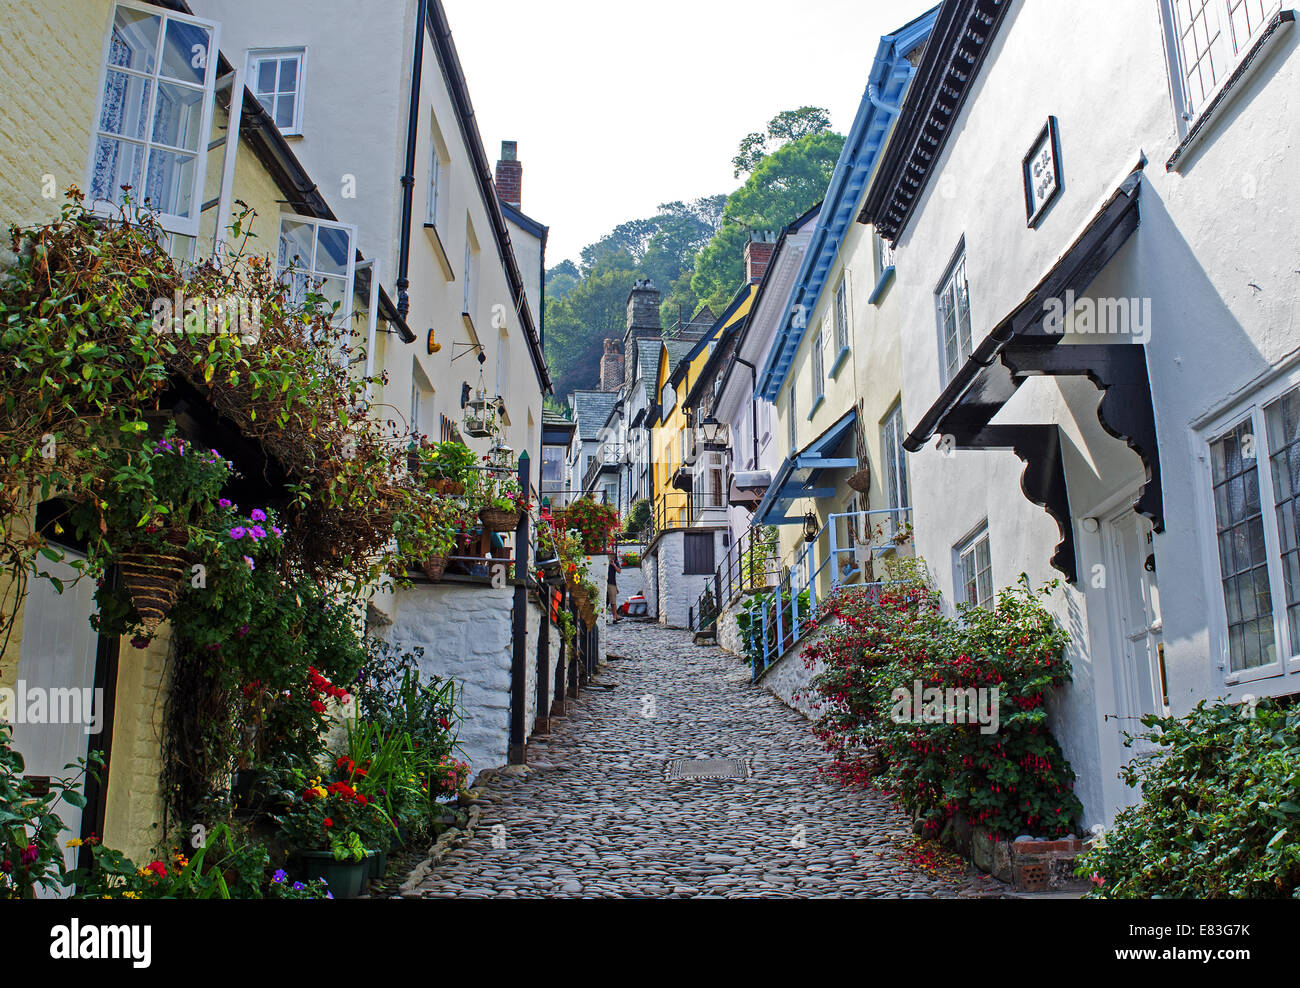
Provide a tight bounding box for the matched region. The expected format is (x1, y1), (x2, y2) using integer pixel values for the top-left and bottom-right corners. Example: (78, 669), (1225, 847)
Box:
(421, 555), (448, 581)
(479, 507), (519, 532)
(117, 529), (192, 632)
(434, 478), (464, 496)
(367, 848), (388, 881)
(299, 850), (369, 899)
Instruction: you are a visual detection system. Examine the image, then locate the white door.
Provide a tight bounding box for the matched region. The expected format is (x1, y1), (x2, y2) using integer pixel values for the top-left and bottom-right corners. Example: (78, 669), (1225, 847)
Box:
(1105, 509), (1168, 752)
(11, 554), (100, 897)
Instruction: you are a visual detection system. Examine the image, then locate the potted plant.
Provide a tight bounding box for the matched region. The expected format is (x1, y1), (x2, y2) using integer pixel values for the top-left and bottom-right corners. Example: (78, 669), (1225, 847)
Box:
(418, 440), (476, 496)
(73, 430), (233, 631)
(556, 497), (620, 554)
(473, 467), (530, 533)
(273, 764), (386, 899)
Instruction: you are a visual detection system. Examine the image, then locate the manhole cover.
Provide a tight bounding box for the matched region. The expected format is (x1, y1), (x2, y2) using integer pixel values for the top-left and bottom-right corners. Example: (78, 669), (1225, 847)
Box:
(664, 758), (751, 780)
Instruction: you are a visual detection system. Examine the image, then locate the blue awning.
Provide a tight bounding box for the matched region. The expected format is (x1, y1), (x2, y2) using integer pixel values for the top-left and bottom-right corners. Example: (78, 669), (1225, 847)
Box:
(753, 409), (859, 525)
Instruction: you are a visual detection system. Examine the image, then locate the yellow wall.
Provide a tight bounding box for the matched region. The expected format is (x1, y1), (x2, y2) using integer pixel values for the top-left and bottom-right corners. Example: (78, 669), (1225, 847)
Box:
(652, 290), (755, 528)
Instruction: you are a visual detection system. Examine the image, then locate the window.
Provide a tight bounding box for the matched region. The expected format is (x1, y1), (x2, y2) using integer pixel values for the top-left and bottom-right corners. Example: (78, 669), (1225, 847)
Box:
(1209, 416), (1275, 672)
(410, 362), (432, 438)
(684, 532), (715, 575)
(427, 120), (447, 227)
(810, 328), (825, 405)
(276, 214), (357, 330)
(833, 277), (849, 353)
(874, 232), (895, 282)
(1166, 0), (1280, 119)
(463, 223), (479, 318)
(248, 48), (305, 135)
(881, 403), (910, 530)
(937, 246), (972, 383)
(88, 3), (220, 236)
(541, 446), (564, 490)
(957, 527), (993, 610)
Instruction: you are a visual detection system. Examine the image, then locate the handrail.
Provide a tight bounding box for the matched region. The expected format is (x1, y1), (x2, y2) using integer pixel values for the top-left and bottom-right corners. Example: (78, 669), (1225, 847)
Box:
(741, 507), (912, 679)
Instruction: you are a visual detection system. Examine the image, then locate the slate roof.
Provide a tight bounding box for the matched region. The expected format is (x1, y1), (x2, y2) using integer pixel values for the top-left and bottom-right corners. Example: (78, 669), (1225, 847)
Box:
(570, 390), (620, 441)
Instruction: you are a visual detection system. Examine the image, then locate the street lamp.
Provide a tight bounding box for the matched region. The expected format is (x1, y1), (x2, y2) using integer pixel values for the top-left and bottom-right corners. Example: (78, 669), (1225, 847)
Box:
(803, 509), (819, 544)
(698, 415), (726, 448)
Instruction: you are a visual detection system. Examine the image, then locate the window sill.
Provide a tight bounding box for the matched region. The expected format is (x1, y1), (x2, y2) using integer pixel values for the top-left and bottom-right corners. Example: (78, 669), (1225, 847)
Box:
(829, 346), (851, 379)
(868, 266), (895, 305)
(807, 394), (825, 420)
(424, 223), (456, 281)
(1167, 9), (1294, 172)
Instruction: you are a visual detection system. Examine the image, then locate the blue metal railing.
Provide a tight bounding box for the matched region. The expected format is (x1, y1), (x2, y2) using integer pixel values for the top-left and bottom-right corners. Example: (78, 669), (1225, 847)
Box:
(744, 507), (911, 679)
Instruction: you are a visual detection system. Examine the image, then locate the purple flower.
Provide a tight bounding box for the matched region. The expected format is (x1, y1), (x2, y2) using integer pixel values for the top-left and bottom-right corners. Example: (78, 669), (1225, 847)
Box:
(249, 525), (267, 540)
(237, 623), (250, 638)
(272, 869), (287, 884)
(20, 843), (38, 865)
(218, 498), (232, 509)
(271, 526), (283, 537)
(292, 881), (306, 891)
(250, 508), (267, 522)
(326, 891), (334, 899)
(229, 526), (246, 539)
(243, 555), (255, 570)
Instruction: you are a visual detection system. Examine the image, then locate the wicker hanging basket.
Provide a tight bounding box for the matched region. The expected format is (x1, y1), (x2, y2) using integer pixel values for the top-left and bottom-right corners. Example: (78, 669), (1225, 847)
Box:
(118, 530), (192, 632)
(421, 555), (448, 581)
(479, 507), (519, 532)
(846, 465), (871, 494)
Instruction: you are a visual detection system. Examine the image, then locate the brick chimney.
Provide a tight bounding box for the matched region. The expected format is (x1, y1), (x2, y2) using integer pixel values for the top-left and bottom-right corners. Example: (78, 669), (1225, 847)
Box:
(599, 339), (624, 392)
(495, 140), (521, 208)
(745, 230), (778, 282)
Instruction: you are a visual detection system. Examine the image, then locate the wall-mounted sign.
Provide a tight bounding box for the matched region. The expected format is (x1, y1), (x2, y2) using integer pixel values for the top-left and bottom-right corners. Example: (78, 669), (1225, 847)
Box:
(1022, 116), (1062, 227)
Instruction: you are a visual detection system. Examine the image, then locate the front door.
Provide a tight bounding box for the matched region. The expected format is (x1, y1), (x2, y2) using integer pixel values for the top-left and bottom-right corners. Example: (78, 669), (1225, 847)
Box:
(11, 554), (100, 897)
(1106, 508), (1169, 753)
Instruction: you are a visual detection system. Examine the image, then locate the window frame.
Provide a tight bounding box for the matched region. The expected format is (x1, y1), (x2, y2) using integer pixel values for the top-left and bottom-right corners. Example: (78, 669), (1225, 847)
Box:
(833, 275), (850, 356)
(935, 241), (972, 385)
(1195, 370), (1300, 687)
(809, 325), (825, 412)
(86, 1), (222, 238)
(246, 46), (307, 137)
(275, 212), (359, 336)
(955, 525), (993, 611)
(881, 402), (910, 525)
(1160, 0), (1283, 132)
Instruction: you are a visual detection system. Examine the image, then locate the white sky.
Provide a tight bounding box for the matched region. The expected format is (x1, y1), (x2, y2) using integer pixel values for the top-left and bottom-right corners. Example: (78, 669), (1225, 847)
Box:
(442, 0), (939, 267)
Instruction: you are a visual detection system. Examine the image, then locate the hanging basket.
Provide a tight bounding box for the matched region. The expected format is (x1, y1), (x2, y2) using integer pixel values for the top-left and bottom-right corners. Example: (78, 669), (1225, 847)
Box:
(846, 466), (871, 494)
(117, 530), (193, 632)
(479, 507), (519, 533)
(433, 478), (464, 496)
(421, 555), (448, 581)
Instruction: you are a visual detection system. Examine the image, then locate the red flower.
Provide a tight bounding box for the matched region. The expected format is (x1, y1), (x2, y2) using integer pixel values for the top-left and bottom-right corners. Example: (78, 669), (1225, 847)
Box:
(311, 699), (326, 714)
(145, 860), (167, 878)
(323, 817), (334, 828)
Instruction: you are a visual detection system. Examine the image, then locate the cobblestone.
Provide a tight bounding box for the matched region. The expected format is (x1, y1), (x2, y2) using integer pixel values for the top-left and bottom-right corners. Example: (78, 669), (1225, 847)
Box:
(410, 621), (1010, 899)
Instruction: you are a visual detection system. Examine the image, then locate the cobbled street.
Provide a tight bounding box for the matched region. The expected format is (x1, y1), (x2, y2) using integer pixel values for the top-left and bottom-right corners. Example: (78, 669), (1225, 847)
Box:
(411, 621), (1010, 899)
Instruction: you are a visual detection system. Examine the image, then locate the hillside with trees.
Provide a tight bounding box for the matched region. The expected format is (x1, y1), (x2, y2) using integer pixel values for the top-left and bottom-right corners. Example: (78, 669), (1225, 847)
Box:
(544, 107), (843, 403)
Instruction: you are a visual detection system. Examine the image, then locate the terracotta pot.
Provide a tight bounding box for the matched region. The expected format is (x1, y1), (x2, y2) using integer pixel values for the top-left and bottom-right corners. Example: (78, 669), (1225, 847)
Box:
(118, 530), (192, 632)
(422, 555), (448, 581)
(479, 507), (519, 532)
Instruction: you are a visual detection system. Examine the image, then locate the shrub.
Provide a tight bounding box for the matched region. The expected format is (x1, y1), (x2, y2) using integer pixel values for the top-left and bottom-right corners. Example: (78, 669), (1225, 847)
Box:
(1077, 698), (1300, 898)
(804, 570), (1082, 840)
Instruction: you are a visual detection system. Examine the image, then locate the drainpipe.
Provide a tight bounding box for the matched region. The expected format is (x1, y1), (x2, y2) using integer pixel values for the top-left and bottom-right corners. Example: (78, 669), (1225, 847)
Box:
(735, 355), (760, 470)
(395, 0), (429, 320)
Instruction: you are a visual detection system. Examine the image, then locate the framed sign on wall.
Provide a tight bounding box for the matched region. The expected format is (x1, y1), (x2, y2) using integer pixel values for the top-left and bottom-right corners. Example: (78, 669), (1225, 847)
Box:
(1022, 116), (1063, 227)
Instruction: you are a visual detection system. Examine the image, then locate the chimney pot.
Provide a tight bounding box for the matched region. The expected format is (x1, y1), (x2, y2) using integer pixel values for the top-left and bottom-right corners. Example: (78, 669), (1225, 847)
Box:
(744, 231), (777, 283)
(495, 140), (522, 208)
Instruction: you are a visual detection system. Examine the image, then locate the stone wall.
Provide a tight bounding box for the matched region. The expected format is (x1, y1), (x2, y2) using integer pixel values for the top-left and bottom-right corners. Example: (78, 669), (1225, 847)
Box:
(650, 529), (730, 629)
(386, 583), (514, 773)
(756, 622), (826, 721)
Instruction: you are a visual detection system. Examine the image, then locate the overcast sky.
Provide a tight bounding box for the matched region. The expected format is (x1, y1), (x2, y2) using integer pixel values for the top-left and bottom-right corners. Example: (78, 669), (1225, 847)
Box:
(442, 0), (938, 268)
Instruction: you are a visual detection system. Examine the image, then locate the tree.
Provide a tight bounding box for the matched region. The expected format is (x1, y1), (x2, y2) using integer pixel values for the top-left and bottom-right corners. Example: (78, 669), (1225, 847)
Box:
(545, 259), (580, 301)
(732, 106), (833, 178)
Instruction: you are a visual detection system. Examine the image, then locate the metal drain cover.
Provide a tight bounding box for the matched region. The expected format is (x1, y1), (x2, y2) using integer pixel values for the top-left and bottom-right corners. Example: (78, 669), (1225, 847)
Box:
(664, 758), (751, 780)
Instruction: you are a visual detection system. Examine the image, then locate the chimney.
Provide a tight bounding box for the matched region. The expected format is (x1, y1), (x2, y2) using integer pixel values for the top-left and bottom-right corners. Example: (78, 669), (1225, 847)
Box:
(599, 339), (624, 392)
(744, 230), (778, 282)
(624, 278), (661, 344)
(495, 140), (522, 208)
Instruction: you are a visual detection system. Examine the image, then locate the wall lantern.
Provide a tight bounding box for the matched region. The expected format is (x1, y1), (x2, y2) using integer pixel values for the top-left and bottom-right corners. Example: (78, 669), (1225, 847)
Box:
(803, 509), (819, 544)
(698, 416), (726, 447)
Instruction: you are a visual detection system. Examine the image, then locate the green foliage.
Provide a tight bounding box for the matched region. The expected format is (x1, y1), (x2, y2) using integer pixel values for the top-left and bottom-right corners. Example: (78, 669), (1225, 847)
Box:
(1077, 698), (1300, 898)
(805, 571), (1083, 840)
(732, 105), (833, 177)
(0, 721), (102, 898)
(623, 498), (651, 537)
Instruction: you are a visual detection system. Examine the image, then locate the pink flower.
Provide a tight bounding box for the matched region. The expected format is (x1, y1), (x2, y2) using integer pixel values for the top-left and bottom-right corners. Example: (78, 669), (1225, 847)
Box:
(249, 525), (267, 540)
(250, 508), (267, 522)
(20, 843), (38, 865)
(230, 527), (246, 539)
(243, 555), (255, 570)
(218, 498), (232, 509)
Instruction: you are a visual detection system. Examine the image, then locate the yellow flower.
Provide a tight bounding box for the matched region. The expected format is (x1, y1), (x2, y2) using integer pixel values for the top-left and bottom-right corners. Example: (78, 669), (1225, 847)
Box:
(66, 838), (83, 848)
(123, 891), (140, 899)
